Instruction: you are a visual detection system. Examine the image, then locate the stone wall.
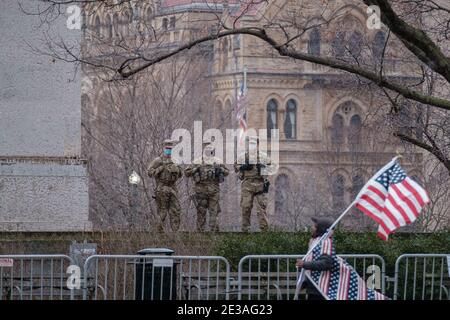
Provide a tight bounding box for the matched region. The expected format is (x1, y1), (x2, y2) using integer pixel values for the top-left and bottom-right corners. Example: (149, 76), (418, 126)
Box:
(0, 0), (91, 231)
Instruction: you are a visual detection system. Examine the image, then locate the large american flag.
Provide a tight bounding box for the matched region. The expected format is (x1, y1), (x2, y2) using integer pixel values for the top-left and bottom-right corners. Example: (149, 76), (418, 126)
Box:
(235, 82), (248, 144)
(305, 237), (386, 300)
(355, 158), (430, 240)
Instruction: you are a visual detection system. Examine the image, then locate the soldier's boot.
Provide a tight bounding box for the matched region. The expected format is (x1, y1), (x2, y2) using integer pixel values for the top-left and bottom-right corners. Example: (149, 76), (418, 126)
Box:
(168, 195), (181, 232)
(255, 193), (269, 232)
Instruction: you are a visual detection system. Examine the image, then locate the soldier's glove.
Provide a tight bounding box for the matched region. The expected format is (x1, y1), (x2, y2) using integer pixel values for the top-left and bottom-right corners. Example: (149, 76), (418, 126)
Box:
(256, 163), (266, 175)
(256, 163), (266, 170)
(239, 163), (253, 172)
(154, 166), (164, 176)
(263, 179), (270, 193)
(167, 164), (179, 173)
(214, 165), (225, 183)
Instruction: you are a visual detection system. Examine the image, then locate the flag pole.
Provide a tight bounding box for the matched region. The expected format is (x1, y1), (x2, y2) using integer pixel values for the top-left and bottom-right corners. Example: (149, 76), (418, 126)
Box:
(243, 65), (247, 123)
(294, 155), (401, 300)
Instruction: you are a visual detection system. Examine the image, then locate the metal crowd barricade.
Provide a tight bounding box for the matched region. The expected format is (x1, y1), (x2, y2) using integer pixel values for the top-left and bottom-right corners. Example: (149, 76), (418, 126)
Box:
(237, 254), (386, 300)
(237, 254), (304, 300)
(82, 255), (230, 300)
(0, 255), (76, 300)
(394, 254), (450, 300)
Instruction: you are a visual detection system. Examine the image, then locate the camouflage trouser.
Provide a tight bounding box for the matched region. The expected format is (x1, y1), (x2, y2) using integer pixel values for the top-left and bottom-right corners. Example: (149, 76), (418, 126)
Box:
(240, 179), (269, 232)
(193, 191), (220, 232)
(154, 186), (181, 232)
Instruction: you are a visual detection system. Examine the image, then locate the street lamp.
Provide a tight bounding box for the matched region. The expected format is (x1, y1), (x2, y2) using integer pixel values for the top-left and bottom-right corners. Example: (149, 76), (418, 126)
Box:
(128, 171), (141, 229)
(128, 170), (141, 185)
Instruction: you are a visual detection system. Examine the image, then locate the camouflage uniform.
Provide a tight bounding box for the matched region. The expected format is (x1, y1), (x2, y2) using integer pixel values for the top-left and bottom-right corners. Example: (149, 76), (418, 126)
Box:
(234, 145), (271, 232)
(185, 152), (229, 232)
(148, 147), (182, 232)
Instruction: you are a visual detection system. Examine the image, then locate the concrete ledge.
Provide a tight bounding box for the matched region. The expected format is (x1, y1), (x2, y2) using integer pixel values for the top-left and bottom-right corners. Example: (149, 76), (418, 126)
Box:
(0, 221), (93, 232)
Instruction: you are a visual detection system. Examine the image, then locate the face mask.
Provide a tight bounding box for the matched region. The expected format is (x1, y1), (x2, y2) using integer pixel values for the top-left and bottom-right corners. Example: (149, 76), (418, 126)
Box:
(164, 148), (172, 156)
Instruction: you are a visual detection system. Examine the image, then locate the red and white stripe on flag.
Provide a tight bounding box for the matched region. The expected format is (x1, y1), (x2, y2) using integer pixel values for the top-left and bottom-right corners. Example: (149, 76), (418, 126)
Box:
(355, 159), (430, 240)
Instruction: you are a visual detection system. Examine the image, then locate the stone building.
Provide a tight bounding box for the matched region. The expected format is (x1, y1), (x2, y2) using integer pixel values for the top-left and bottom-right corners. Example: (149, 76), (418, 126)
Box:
(82, 0), (425, 231)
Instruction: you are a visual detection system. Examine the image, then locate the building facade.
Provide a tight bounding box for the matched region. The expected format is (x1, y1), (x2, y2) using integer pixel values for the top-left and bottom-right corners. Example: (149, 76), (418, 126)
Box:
(82, 0), (425, 231)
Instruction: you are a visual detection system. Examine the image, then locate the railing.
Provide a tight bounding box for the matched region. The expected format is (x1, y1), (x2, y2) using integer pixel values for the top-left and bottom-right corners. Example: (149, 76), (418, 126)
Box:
(236, 254), (385, 300)
(82, 255), (230, 300)
(0, 255), (76, 300)
(1, 252), (447, 300)
(394, 254), (450, 300)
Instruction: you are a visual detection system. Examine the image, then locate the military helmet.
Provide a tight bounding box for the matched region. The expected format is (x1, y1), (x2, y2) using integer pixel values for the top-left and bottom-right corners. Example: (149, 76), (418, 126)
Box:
(247, 135), (259, 145)
(163, 139), (176, 147)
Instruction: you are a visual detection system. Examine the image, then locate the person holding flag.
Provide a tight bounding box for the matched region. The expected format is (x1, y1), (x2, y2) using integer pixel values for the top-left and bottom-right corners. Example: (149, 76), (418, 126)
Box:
(296, 217), (387, 300)
(295, 156), (430, 300)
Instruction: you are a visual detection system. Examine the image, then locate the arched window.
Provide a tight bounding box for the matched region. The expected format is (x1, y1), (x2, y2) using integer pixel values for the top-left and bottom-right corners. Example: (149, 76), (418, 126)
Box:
(221, 38), (229, 72)
(349, 31), (363, 57)
(372, 31), (386, 61)
(162, 18), (168, 30)
(351, 174), (364, 200)
(308, 28), (321, 55)
(284, 99), (297, 139)
(105, 15), (112, 39)
(122, 10), (132, 35)
(169, 16), (176, 29)
(332, 31), (345, 57)
(332, 174), (345, 211)
(94, 16), (101, 36)
(146, 7), (153, 22)
(398, 106), (413, 136)
(331, 113), (344, 145)
(224, 100), (232, 128)
(348, 114), (362, 148)
(275, 174), (290, 218)
(267, 99), (278, 138)
(214, 100), (223, 127)
(113, 13), (120, 37)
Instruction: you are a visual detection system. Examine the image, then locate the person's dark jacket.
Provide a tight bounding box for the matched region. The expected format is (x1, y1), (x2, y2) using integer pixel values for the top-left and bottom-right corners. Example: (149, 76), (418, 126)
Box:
(302, 253), (333, 299)
(301, 217), (334, 299)
(303, 254), (333, 271)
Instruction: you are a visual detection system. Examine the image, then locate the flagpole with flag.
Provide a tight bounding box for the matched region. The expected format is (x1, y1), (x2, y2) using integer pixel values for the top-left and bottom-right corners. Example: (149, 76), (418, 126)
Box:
(294, 155), (430, 300)
(294, 157), (400, 299)
(236, 66), (248, 146)
(294, 199), (357, 299)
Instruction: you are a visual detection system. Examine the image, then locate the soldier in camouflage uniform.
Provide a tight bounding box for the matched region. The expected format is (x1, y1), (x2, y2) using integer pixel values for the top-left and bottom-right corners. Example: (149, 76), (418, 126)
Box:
(234, 136), (272, 232)
(147, 140), (183, 232)
(185, 144), (229, 232)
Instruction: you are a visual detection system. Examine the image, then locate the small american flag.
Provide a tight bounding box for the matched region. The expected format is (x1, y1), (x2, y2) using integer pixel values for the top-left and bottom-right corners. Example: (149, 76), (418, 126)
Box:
(305, 237), (386, 300)
(355, 158), (430, 240)
(235, 82), (248, 144)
